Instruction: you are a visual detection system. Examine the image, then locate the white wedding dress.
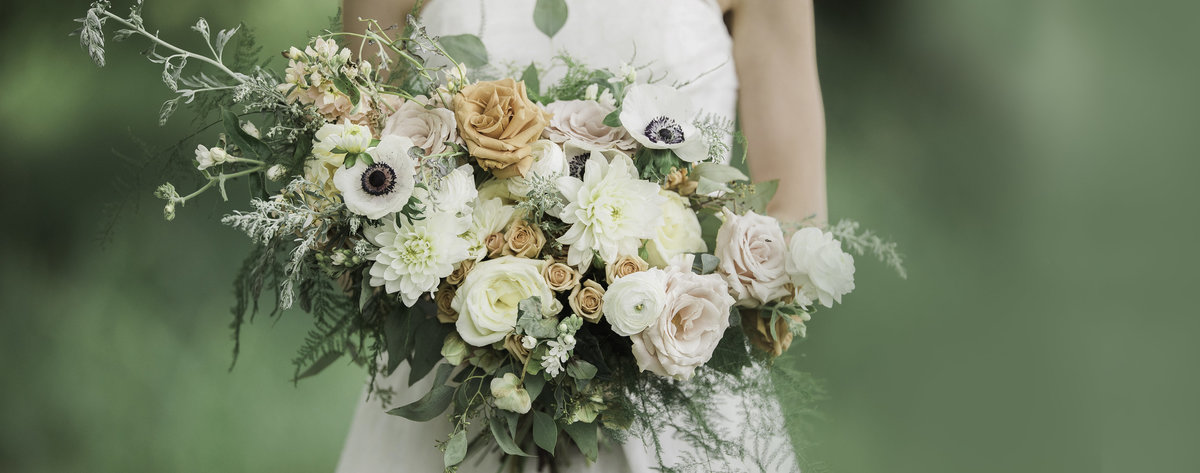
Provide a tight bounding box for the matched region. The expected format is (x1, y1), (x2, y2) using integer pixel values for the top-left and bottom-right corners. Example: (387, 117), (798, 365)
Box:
(336, 1), (798, 471)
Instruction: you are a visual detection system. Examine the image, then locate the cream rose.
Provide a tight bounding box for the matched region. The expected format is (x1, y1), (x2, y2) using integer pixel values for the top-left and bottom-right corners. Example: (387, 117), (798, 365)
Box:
(646, 190), (707, 268)
(502, 219), (546, 259)
(453, 78), (550, 178)
(543, 100), (637, 152)
(381, 96), (461, 156)
(786, 227), (856, 308)
(452, 256), (562, 346)
(630, 256), (734, 380)
(569, 280), (605, 323)
(714, 208), (791, 307)
(435, 283), (458, 323)
(605, 254), (649, 284)
(602, 269), (669, 337)
(542, 259), (581, 292)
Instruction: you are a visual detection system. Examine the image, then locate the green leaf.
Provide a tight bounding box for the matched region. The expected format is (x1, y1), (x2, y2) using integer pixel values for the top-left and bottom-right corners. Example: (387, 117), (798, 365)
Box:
(387, 364), (455, 421)
(516, 297), (559, 339)
(292, 349), (342, 383)
(521, 63), (540, 100)
(565, 360), (597, 390)
(562, 421), (598, 462)
(696, 176), (732, 195)
(343, 153), (359, 168)
(331, 73), (360, 106)
(748, 179), (780, 213)
(524, 373), (546, 400)
(220, 107), (269, 159)
(532, 410), (558, 454)
(533, 0), (569, 38)
(409, 303), (449, 385)
(488, 415), (533, 457)
(383, 306), (416, 375)
(691, 162), (749, 184)
(691, 253), (720, 275)
(358, 152), (375, 166)
(443, 430), (467, 467)
(602, 107), (622, 127)
(439, 34), (488, 68)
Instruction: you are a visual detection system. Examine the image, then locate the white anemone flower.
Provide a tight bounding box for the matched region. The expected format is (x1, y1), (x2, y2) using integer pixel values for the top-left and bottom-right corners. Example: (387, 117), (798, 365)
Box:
(556, 153), (666, 269)
(333, 135), (417, 220)
(618, 84), (708, 163)
(366, 211), (471, 306)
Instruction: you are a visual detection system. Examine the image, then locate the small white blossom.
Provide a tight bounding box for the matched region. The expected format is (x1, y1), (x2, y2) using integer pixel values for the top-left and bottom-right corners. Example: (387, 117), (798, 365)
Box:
(521, 335), (537, 350)
(241, 121), (261, 139)
(195, 145), (229, 171)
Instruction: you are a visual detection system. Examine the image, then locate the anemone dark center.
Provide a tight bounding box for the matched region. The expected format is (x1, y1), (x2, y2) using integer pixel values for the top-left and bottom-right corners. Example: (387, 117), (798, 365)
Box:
(644, 116), (685, 145)
(361, 163), (397, 196)
(569, 152), (591, 179)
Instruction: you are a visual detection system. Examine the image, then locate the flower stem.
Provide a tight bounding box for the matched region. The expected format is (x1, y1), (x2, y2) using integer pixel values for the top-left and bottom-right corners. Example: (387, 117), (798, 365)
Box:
(101, 10), (246, 83)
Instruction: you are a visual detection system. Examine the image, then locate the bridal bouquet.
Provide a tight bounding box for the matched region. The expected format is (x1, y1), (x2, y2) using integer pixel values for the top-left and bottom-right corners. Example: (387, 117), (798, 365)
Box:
(78, 1), (902, 470)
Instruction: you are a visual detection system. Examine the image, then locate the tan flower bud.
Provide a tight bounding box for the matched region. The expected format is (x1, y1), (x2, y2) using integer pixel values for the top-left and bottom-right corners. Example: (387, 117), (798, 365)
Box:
(503, 333), (531, 364)
(569, 279), (606, 323)
(605, 254), (650, 284)
(542, 258), (582, 292)
(484, 231), (506, 258)
(435, 283), (458, 323)
(663, 167), (698, 196)
(446, 259), (476, 286)
(502, 220), (547, 259)
(741, 310), (810, 357)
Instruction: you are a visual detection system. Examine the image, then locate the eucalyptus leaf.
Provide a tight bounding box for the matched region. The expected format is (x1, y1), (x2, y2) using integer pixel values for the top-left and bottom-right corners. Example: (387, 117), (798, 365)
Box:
(533, 0), (569, 38)
(221, 107), (269, 159)
(562, 421), (598, 462)
(566, 360), (598, 390)
(383, 306), (415, 375)
(331, 74), (360, 107)
(748, 179), (780, 213)
(521, 63), (540, 100)
(532, 410), (558, 454)
(488, 415), (533, 457)
(691, 253), (720, 275)
(408, 304), (449, 386)
(439, 34), (488, 68)
(516, 297), (559, 339)
(443, 430), (467, 467)
(387, 364), (455, 421)
(691, 162), (749, 183)
(602, 108), (622, 127)
(524, 373), (546, 400)
(696, 176), (732, 195)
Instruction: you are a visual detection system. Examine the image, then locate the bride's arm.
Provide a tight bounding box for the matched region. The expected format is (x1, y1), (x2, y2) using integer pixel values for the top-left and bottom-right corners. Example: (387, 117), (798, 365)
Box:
(342, 0), (420, 50)
(729, 0), (828, 224)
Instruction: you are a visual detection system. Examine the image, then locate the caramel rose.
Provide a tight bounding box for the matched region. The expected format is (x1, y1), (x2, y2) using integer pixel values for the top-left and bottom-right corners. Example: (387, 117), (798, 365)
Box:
(453, 78), (551, 178)
(663, 167), (698, 196)
(435, 283), (458, 324)
(741, 310), (810, 357)
(542, 259), (582, 292)
(569, 280), (605, 323)
(446, 259), (476, 286)
(605, 254), (650, 284)
(503, 333), (531, 364)
(503, 220), (547, 259)
(484, 231), (506, 258)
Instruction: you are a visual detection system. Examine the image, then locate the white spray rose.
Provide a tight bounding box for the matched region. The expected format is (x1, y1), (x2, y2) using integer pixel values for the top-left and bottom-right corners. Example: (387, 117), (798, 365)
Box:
(381, 96), (461, 156)
(786, 227), (856, 308)
(602, 269), (670, 337)
(507, 139), (568, 198)
(714, 208), (791, 307)
(630, 255), (734, 380)
(453, 257), (562, 346)
(543, 100), (636, 152)
(646, 190), (707, 268)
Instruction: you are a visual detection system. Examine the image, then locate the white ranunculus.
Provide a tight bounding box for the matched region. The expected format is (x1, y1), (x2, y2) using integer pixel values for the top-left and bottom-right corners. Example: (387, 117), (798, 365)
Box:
(618, 84), (708, 163)
(490, 373), (532, 414)
(630, 255), (733, 380)
(365, 211), (470, 306)
(381, 96), (461, 157)
(602, 269), (670, 337)
(786, 227), (856, 308)
(714, 208), (791, 307)
(453, 256), (562, 346)
(556, 153), (666, 269)
(313, 122), (373, 166)
(507, 140), (568, 198)
(646, 190), (707, 268)
(543, 100), (636, 152)
(428, 164), (477, 217)
(463, 197), (517, 260)
(333, 135), (417, 220)
(195, 145), (228, 171)
(476, 177), (518, 204)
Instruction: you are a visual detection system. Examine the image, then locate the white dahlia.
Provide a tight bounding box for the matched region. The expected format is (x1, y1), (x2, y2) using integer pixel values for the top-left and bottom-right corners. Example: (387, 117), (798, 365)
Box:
(556, 153), (666, 269)
(332, 135), (417, 220)
(366, 211), (471, 306)
(618, 84), (708, 163)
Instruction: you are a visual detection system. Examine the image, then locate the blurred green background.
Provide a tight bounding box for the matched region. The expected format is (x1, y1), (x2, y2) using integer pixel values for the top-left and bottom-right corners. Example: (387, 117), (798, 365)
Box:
(2, 0), (1197, 472)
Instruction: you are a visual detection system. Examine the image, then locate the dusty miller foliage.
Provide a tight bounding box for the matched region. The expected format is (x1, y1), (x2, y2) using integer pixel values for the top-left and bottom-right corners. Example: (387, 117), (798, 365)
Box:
(829, 219), (908, 279)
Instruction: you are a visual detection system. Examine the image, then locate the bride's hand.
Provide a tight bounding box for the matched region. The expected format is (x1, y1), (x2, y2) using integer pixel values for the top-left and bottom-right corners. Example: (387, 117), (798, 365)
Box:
(729, 0), (828, 225)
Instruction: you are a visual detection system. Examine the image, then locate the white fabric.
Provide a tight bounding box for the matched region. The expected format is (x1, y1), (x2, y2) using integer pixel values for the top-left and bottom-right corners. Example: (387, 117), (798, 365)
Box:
(336, 1), (797, 472)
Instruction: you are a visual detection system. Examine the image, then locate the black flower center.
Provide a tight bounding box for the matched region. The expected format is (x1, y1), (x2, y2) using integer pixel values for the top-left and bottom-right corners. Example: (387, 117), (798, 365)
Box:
(644, 116), (685, 145)
(569, 152), (591, 179)
(361, 163), (397, 196)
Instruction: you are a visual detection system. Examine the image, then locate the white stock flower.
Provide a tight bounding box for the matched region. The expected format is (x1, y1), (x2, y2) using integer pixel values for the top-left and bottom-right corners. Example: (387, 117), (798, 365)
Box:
(602, 269), (670, 337)
(463, 197), (517, 260)
(366, 211), (470, 306)
(630, 255), (734, 380)
(507, 139), (567, 198)
(452, 257), (562, 346)
(556, 153), (666, 269)
(195, 145), (228, 171)
(381, 96), (461, 156)
(714, 208), (791, 307)
(618, 84), (708, 162)
(333, 135), (417, 220)
(646, 190), (707, 268)
(786, 227), (856, 308)
(543, 100), (636, 152)
(313, 122), (373, 166)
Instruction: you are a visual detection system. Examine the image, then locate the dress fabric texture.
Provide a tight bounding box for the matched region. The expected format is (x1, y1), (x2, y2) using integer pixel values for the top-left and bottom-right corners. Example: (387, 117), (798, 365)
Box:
(335, 1), (796, 471)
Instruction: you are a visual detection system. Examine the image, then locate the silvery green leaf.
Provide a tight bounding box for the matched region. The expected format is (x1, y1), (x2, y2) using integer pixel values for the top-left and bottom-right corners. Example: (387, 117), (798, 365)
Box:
(438, 34), (488, 68)
(691, 162), (749, 184)
(443, 430), (467, 467)
(191, 18), (210, 42)
(533, 0), (569, 38)
(158, 97), (180, 125)
(691, 253), (720, 275)
(214, 26), (240, 59)
(696, 176), (731, 195)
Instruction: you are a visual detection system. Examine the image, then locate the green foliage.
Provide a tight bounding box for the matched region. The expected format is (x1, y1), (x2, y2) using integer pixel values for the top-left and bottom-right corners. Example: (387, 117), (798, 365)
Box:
(388, 363), (455, 421)
(829, 219), (908, 279)
(562, 421), (598, 462)
(438, 34), (488, 68)
(533, 0), (569, 38)
(443, 430), (467, 467)
(532, 410), (558, 454)
(489, 415), (533, 457)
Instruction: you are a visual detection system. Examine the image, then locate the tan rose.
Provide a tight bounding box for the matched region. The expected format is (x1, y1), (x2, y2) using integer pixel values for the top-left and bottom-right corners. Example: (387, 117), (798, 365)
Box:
(503, 220), (546, 258)
(435, 283), (458, 323)
(446, 259), (476, 286)
(663, 167), (698, 196)
(453, 78), (551, 178)
(605, 254), (649, 284)
(569, 280), (605, 322)
(741, 309), (810, 357)
(484, 232), (506, 258)
(542, 259), (582, 292)
(503, 333), (531, 364)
